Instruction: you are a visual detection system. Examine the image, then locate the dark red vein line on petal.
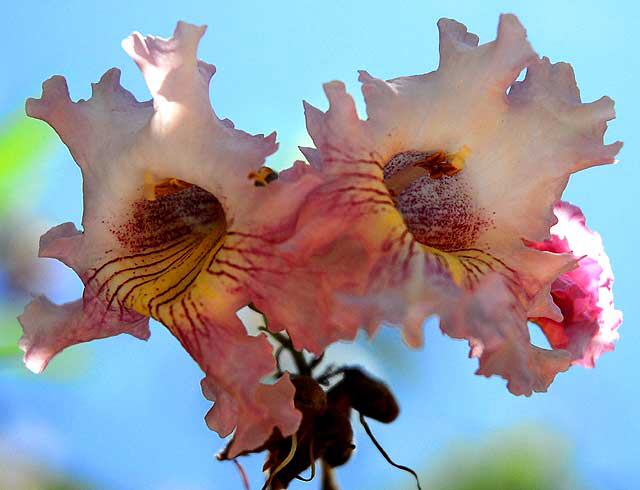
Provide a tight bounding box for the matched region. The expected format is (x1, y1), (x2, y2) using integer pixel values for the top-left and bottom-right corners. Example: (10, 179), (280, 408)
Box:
(92, 239), (196, 299)
(150, 239), (226, 316)
(85, 237), (191, 286)
(107, 242), (200, 318)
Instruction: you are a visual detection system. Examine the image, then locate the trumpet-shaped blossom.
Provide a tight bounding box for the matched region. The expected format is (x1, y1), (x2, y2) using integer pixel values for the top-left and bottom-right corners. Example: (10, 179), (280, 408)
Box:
(18, 22), (325, 457)
(529, 201), (621, 367)
(271, 14), (621, 395)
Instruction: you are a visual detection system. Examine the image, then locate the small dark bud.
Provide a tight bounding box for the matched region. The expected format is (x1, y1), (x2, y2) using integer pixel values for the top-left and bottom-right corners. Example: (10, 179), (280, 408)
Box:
(325, 379), (352, 415)
(340, 368), (399, 423)
(317, 410), (354, 468)
(292, 376), (328, 415)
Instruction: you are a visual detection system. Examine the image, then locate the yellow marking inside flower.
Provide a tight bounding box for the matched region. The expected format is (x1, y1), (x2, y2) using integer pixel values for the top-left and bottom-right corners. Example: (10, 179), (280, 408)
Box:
(448, 145), (471, 172)
(125, 228), (227, 320)
(144, 171), (193, 201)
(419, 244), (513, 290)
(248, 166), (278, 187)
(421, 245), (467, 285)
(95, 182), (230, 334)
(385, 145), (470, 197)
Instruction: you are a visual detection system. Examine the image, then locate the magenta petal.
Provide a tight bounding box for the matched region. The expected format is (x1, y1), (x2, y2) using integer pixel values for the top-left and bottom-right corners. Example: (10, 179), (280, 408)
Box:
(529, 202), (621, 367)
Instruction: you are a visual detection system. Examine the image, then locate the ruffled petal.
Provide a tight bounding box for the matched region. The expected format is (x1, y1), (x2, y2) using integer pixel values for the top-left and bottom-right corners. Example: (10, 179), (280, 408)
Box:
(22, 21), (318, 454)
(18, 221), (150, 374)
(202, 373), (300, 458)
(529, 202), (621, 367)
(18, 296), (149, 374)
(38, 222), (84, 272)
(120, 22), (286, 219)
(440, 275), (571, 396)
(340, 268), (571, 395)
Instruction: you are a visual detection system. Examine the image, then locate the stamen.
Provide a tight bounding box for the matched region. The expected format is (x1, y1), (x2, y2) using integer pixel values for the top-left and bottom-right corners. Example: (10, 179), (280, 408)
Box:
(447, 144), (471, 173)
(143, 171), (157, 200)
(385, 145), (470, 197)
(262, 432), (298, 490)
(153, 178), (193, 198)
(143, 171), (193, 200)
(295, 438), (316, 482)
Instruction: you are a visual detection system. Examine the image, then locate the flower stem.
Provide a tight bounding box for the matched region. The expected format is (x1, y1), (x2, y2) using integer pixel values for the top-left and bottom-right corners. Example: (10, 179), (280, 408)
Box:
(321, 460), (340, 490)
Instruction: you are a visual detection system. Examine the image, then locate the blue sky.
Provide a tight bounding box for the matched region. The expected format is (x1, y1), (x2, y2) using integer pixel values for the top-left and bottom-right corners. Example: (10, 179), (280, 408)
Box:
(2, 1), (638, 489)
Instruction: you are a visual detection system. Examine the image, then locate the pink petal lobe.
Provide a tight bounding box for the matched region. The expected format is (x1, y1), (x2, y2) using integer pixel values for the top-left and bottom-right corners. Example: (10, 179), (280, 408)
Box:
(190, 311), (301, 457)
(528, 202), (621, 367)
(203, 373), (300, 458)
(437, 18), (479, 56)
(121, 22), (212, 125)
(437, 275), (570, 396)
(38, 222), (85, 273)
(438, 14), (535, 91)
(18, 296), (150, 374)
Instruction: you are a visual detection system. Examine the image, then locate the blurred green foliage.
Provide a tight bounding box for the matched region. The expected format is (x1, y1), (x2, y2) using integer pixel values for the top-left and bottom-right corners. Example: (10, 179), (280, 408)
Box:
(0, 112), (88, 376)
(0, 445), (97, 490)
(0, 112), (53, 216)
(0, 311), (89, 379)
(0, 316), (21, 360)
(0, 111), (50, 363)
(416, 425), (584, 490)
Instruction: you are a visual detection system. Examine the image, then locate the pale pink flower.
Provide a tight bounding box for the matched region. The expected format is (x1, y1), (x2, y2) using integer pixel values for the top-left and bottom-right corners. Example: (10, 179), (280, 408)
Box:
(18, 22), (323, 457)
(271, 14), (622, 395)
(528, 201), (621, 367)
